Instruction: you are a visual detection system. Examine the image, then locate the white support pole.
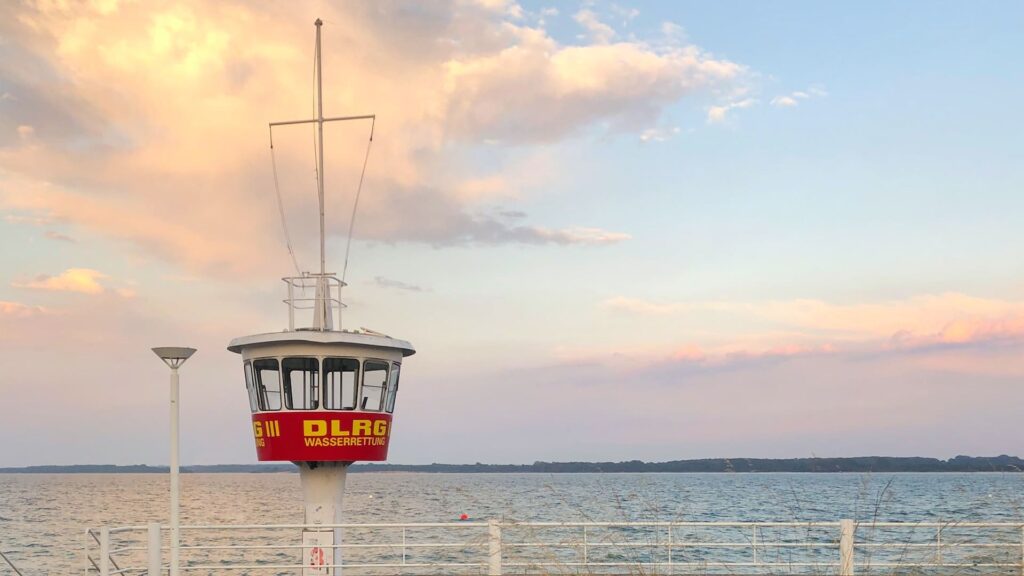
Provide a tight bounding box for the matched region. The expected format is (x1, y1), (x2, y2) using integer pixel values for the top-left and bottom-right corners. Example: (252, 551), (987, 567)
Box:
(839, 519), (855, 576)
(170, 368), (180, 576)
(99, 527), (110, 576)
(299, 462), (347, 573)
(487, 519), (502, 576)
(148, 523), (162, 576)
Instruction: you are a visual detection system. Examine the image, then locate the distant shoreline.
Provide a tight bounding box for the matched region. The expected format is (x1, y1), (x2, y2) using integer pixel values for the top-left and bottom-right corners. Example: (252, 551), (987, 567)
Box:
(1, 455), (1021, 474)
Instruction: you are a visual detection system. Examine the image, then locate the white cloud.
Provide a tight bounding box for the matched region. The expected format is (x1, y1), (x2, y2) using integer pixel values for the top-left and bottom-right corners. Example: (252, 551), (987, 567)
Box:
(770, 95), (798, 107)
(541, 226), (631, 245)
(771, 85), (827, 108)
(639, 126), (680, 142)
(573, 9), (616, 44)
(374, 276), (428, 293)
(706, 98), (756, 123)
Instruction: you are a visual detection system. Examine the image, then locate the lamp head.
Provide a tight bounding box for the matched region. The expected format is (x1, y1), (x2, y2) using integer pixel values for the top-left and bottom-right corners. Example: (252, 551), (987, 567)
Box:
(152, 347), (197, 369)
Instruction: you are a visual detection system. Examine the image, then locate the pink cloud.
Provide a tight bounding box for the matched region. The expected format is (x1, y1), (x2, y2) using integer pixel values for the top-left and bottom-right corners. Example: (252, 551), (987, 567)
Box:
(0, 300), (50, 318)
(12, 268), (110, 295)
(0, 1), (739, 276)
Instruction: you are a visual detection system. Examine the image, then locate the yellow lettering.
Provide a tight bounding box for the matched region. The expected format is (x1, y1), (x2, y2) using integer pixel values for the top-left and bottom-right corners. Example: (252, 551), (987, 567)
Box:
(330, 420), (350, 437)
(373, 420), (388, 436)
(304, 420), (327, 437)
(352, 420), (371, 437)
(253, 422), (264, 438)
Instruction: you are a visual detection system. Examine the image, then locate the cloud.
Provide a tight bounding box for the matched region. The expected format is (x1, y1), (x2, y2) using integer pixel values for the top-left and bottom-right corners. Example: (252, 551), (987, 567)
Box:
(44, 230), (76, 242)
(604, 293), (1024, 351)
(466, 0), (524, 19)
(574, 9), (616, 44)
(771, 85), (826, 108)
(3, 211), (53, 226)
(16, 125), (35, 139)
(770, 95), (798, 107)
(0, 300), (50, 318)
(539, 226), (631, 244)
(706, 98), (756, 123)
(443, 27), (743, 143)
(0, 1), (744, 276)
(12, 268), (109, 294)
(639, 126), (680, 142)
(373, 276), (428, 293)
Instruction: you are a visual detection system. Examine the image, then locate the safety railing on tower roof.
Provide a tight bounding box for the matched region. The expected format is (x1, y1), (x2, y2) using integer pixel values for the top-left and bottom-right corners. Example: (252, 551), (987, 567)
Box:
(282, 273), (346, 331)
(84, 519), (1024, 575)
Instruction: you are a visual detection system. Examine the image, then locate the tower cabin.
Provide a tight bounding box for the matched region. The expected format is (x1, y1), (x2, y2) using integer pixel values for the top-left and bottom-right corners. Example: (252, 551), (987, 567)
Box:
(228, 273), (415, 464)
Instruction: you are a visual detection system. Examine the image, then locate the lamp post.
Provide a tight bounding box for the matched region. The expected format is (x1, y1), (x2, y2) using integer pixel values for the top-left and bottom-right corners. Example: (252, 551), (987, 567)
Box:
(152, 347), (196, 576)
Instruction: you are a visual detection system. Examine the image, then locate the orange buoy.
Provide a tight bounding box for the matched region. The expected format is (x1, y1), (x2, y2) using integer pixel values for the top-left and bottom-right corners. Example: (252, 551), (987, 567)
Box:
(459, 513), (469, 521)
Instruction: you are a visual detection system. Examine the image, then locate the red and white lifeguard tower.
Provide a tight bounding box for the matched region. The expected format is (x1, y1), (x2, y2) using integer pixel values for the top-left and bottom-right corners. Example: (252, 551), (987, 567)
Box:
(227, 19), (414, 574)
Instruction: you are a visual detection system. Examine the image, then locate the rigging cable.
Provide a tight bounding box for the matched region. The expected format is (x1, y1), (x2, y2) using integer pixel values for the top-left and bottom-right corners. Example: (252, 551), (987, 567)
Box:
(341, 116), (375, 287)
(269, 126), (303, 275)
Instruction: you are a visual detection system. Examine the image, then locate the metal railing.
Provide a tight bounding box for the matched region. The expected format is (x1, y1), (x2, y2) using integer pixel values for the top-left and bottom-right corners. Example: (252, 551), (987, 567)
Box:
(282, 273), (346, 331)
(84, 519), (1024, 575)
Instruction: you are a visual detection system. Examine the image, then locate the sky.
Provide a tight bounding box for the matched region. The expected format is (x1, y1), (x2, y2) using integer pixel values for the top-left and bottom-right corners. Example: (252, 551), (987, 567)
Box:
(1, 0), (1023, 466)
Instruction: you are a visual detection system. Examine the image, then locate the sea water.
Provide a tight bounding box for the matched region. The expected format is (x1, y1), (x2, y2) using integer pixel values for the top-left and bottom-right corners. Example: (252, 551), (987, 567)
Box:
(1, 472), (1022, 573)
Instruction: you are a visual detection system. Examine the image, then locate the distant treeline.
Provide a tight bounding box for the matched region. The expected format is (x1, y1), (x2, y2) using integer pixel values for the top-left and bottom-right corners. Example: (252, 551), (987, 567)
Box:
(2, 455), (1022, 474)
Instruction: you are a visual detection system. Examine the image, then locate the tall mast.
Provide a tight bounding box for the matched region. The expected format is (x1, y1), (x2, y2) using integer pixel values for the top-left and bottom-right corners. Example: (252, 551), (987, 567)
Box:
(315, 18), (326, 281)
(267, 19), (375, 331)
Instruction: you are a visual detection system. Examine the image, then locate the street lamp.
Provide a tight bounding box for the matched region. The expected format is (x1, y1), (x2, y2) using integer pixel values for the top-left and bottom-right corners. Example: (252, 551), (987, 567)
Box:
(152, 346), (196, 576)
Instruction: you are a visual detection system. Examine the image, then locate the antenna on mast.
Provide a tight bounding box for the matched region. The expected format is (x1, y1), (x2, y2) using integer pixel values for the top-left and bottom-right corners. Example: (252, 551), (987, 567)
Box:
(267, 19), (376, 332)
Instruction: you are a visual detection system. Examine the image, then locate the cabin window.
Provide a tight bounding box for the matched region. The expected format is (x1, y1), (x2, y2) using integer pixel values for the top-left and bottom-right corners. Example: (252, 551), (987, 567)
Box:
(385, 363), (400, 414)
(252, 358), (282, 411)
(361, 361), (389, 411)
(283, 357), (319, 410)
(243, 362), (259, 413)
(323, 358), (359, 410)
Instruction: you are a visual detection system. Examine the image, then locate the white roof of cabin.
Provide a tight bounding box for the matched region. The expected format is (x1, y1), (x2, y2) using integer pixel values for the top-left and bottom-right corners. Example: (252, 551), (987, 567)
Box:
(227, 330), (415, 356)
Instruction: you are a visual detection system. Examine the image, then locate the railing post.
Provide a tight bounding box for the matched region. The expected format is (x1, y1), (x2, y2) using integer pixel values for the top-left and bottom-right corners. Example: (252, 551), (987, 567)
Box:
(148, 523), (162, 576)
(583, 525), (589, 566)
(1019, 525), (1023, 576)
(99, 527), (111, 576)
(840, 519), (855, 576)
(488, 519), (502, 576)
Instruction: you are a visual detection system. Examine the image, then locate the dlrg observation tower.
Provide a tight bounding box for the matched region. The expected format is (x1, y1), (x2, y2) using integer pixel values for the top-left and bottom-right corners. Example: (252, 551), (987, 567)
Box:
(227, 19), (414, 573)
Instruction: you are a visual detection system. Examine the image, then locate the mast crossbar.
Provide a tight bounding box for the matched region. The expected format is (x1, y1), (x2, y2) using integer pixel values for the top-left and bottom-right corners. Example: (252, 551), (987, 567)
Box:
(270, 114), (375, 128)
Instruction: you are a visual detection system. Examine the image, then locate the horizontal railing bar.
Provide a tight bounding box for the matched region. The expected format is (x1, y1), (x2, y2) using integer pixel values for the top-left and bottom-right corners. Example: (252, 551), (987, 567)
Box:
(179, 562), (483, 570)
(501, 537), (839, 545)
(857, 542), (1019, 548)
(506, 521), (842, 527)
(865, 563), (1022, 568)
(862, 522), (1024, 527)
(503, 562), (835, 567)
(101, 520), (1024, 531)
(178, 522), (488, 529)
(179, 542), (486, 551)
